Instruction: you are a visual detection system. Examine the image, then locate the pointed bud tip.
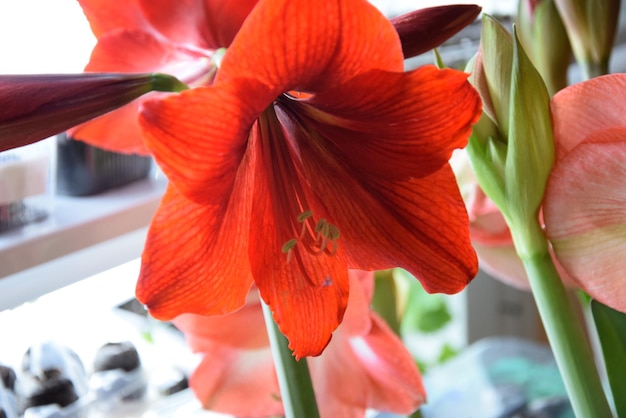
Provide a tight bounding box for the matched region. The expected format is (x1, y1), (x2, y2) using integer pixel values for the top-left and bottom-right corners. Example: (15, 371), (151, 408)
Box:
(392, 4), (482, 59)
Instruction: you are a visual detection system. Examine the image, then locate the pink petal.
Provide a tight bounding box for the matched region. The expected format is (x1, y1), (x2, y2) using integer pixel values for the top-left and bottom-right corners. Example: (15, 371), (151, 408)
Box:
(173, 300), (267, 351)
(551, 73), (626, 160)
(189, 345), (283, 416)
(472, 242), (531, 290)
(350, 315), (426, 414)
(309, 271), (424, 417)
(544, 128), (626, 312)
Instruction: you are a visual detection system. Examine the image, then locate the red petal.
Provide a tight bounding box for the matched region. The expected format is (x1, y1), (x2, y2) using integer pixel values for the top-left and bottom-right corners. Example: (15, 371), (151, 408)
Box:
(68, 101), (148, 154)
(139, 81), (261, 204)
(71, 29), (211, 153)
(248, 126), (350, 358)
(282, 113), (478, 293)
(345, 167), (477, 293)
(306, 65), (481, 178)
(544, 129), (626, 312)
(136, 183), (254, 320)
(78, 0), (150, 37)
(217, 0), (403, 95)
(84, 29), (197, 72)
(138, 0), (258, 48)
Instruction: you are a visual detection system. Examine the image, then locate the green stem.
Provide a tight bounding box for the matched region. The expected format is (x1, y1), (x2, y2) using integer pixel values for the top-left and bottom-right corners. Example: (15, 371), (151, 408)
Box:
(372, 270), (401, 335)
(521, 244), (613, 417)
(580, 59), (609, 80)
(261, 299), (320, 418)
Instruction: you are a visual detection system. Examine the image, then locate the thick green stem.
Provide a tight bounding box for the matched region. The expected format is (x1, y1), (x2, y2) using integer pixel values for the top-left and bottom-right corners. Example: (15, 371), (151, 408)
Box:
(521, 236), (613, 417)
(261, 300), (320, 418)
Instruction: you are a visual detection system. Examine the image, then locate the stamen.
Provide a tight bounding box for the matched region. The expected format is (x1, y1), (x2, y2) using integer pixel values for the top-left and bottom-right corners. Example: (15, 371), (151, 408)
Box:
(281, 239), (298, 253)
(297, 210), (313, 222)
(282, 238), (298, 264)
(282, 211), (341, 261)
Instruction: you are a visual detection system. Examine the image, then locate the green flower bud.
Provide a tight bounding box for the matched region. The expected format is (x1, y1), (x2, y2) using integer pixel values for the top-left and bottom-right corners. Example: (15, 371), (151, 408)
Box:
(468, 15), (555, 259)
(517, 0), (572, 95)
(554, 0), (621, 78)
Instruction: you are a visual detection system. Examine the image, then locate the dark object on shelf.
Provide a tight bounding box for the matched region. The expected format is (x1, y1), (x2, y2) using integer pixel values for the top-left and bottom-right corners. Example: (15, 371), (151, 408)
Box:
(154, 368), (189, 396)
(19, 342), (88, 413)
(0, 153), (49, 233)
(0, 366), (16, 392)
(93, 342), (141, 374)
(0, 364), (17, 418)
(92, 342), (147, 402)
(20, 373), (79, 409)
(56, 134), (153, 196)
(0, 202), (48, 233)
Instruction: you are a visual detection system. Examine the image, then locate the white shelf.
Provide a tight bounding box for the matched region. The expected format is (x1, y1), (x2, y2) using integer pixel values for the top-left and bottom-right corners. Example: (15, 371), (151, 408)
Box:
(0, 176), (167, 311)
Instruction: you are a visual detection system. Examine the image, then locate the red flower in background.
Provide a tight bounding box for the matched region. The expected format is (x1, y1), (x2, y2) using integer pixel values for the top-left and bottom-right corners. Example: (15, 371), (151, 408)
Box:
(174, 271), (425, 418)
(136, 0), (481, 358)
(71, 0), (258, 153)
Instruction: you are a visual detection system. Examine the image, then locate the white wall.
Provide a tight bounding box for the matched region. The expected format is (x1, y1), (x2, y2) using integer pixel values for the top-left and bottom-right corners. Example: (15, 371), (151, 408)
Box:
(0, 0), (95, 73)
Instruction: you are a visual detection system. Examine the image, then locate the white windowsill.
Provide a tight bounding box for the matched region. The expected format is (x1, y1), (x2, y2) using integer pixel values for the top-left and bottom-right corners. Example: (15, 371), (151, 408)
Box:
(0, 176), (167, 311)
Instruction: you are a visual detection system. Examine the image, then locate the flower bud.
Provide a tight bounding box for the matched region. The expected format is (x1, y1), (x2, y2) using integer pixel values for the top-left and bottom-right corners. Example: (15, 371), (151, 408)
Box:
(468, 15), (555, 258)
(516, 0), (572, 95)
(0, 73), (186, 152)
(391, 4), (481, 59)
(554, 0), (621, 78)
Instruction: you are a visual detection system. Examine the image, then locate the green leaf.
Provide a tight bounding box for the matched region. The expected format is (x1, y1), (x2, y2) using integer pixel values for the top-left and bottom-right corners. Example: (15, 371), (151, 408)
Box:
(437, 343), (458, 364)
(415, 299), (452, 333)
(394, 269), (452, 335)
(591, 300), (626, 417)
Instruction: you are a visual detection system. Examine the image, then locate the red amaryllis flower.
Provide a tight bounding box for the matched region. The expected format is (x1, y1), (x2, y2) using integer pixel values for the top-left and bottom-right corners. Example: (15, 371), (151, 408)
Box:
(70, 1), (479, 154)
(0, 73), (183, 153)
(136, 0), (481, 358)
(70, 0), (259, 153)
(173, 270), (425, 418)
